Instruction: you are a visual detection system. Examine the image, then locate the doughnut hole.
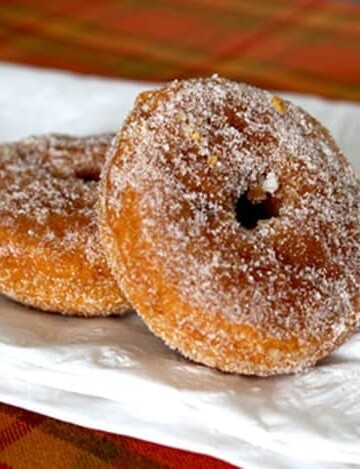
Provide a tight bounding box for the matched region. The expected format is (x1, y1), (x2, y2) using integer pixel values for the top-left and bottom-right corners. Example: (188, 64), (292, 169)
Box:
(75, 167), (101, 182)
(236, 188), (279, 229)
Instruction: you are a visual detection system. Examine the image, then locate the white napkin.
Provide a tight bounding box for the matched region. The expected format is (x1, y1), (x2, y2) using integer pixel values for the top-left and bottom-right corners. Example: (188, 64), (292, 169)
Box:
(0, 63), (359, 469)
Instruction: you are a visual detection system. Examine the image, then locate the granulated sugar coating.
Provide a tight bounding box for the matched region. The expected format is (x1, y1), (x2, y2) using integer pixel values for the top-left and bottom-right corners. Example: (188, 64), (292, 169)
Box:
(0, 134), (130, 316)
(99, 76), (360, 376)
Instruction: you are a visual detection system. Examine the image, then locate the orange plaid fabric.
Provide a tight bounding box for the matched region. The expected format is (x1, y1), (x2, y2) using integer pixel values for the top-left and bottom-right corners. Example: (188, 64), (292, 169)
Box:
(0, 0), (359, 467)
(0, 403), (236, 468)
(0, 0), (359, 101)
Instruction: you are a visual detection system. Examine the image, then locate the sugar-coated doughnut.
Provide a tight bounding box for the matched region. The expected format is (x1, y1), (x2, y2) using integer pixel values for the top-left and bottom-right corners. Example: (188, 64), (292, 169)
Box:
(99, 76), (360, 375)
(0, 134), (130, 316)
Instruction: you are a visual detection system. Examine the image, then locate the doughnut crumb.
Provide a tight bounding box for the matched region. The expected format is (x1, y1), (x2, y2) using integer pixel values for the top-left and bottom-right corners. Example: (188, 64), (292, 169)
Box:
(272, 95), (287, 113)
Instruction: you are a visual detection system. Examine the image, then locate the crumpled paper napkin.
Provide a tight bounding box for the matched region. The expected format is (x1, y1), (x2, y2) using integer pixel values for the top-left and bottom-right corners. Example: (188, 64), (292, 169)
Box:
(0, 63), (359, 469)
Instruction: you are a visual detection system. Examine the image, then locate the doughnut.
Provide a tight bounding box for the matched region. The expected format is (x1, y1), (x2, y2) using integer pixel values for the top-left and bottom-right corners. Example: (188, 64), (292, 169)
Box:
(99, 76), (360, 376)
(0, 133), (130, 316)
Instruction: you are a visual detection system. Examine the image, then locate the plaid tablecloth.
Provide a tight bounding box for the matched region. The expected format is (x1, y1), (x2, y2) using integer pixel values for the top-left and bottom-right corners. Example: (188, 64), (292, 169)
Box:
(0, 0), (359, 468)
(0, 0), (359, 101)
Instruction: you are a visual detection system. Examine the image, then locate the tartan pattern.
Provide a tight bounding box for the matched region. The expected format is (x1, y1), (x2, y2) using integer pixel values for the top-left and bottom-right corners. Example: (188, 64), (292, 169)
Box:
(0, 403), (236, 468)
(0, 0), (359, 467)
(0, 0), (359, 100)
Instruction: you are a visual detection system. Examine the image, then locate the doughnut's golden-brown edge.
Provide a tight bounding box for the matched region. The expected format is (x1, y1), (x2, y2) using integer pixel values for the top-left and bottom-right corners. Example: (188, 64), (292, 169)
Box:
(0, 134), (130, 317)
(98, 78), (359, 375)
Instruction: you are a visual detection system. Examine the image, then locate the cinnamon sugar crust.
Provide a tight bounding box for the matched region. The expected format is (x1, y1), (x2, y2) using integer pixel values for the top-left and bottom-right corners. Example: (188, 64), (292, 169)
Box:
(0, 134), (130, 316)
(99, 77), (360, 375)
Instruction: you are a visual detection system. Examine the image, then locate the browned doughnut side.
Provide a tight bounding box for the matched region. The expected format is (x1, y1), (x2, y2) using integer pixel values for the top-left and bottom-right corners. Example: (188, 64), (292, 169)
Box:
(99, 77), (360, 375)
(0, 134), (130, 316)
